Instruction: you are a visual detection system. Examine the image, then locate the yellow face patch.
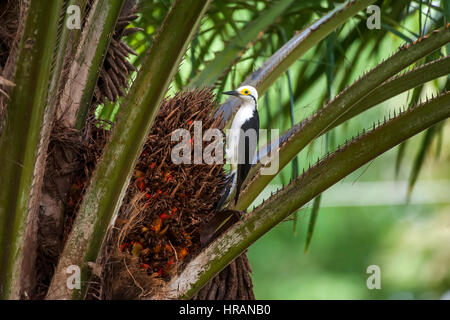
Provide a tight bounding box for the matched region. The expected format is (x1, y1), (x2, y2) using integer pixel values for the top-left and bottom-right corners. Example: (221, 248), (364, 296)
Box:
(241, 88), (250, 95)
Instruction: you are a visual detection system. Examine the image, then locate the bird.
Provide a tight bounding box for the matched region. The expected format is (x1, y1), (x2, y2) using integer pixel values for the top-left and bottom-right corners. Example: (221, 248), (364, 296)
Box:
(200, 85), (259, 245)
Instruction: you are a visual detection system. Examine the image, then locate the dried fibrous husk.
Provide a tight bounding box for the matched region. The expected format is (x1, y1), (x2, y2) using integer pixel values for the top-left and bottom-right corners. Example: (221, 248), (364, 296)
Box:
(91, 0), (142, 106)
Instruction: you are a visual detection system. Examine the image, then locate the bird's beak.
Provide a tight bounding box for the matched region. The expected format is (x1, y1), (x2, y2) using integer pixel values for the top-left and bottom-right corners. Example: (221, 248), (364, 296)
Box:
(222, 90), (239, 97)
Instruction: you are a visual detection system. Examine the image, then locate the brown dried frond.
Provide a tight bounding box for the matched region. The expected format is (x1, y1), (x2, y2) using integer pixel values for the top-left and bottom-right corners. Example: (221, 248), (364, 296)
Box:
(34, 120), (108, 299)
(92, 0), (142, 106)
(0, 0), (20, 69)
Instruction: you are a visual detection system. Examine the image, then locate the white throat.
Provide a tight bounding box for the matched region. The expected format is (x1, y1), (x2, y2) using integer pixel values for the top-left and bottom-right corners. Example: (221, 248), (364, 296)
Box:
(232, 101), (256, 127)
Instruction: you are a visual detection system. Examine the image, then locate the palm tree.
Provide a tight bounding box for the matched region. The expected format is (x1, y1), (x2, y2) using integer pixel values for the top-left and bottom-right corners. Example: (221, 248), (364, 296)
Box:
(0, 0), (449, 300)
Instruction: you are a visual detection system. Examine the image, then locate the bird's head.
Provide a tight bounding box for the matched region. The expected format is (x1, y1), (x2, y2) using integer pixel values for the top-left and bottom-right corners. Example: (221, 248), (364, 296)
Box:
(223, 85), (258, 103)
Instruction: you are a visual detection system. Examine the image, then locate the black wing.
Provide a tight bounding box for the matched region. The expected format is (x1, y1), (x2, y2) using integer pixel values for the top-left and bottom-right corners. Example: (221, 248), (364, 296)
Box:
(216, 172), (235, 210)
(234, 110), (259, 204)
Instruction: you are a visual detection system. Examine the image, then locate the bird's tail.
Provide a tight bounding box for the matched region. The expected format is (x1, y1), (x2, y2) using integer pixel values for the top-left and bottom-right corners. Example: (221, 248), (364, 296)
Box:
(200, 173), (239, 245)
(216, 172), (236, 211)
(200, 209), (240, 245)
(234, 176), (241, 205)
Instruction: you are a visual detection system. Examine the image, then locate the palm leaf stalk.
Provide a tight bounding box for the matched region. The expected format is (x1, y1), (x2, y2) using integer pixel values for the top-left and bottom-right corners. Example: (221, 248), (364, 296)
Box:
(0, 0), (64, 300)
(163, 91), (450, 299)
(304, 24), (336, 251)
(20, 0), (89, 298)
(395, 84), (424, 176)
(153, 4), (449, 299)
(236, 26), (450, 211)
(56, 0), (126, 129)
(46, 0), (212, 300)
(158, 26), (450, 300)
(334, 56), (450, 125)
(216, 0), (377, 127)
(188, 0), (295, 88)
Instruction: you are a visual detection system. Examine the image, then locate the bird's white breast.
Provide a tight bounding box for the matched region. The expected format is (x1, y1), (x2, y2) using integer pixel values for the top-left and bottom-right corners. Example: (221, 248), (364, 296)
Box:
(226, 102), (256, 170)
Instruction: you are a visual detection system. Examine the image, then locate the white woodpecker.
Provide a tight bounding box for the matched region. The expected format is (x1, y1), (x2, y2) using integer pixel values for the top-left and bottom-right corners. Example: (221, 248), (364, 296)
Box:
(200, 85), (259, 244)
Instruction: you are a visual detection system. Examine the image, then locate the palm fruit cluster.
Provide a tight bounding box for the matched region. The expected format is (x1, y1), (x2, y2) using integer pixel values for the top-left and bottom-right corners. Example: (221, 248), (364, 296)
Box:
(115, 89), (226, 279)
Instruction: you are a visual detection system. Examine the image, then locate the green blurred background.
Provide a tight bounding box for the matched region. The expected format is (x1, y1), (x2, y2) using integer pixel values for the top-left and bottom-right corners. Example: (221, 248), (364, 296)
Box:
(249, 135), (450, 299)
